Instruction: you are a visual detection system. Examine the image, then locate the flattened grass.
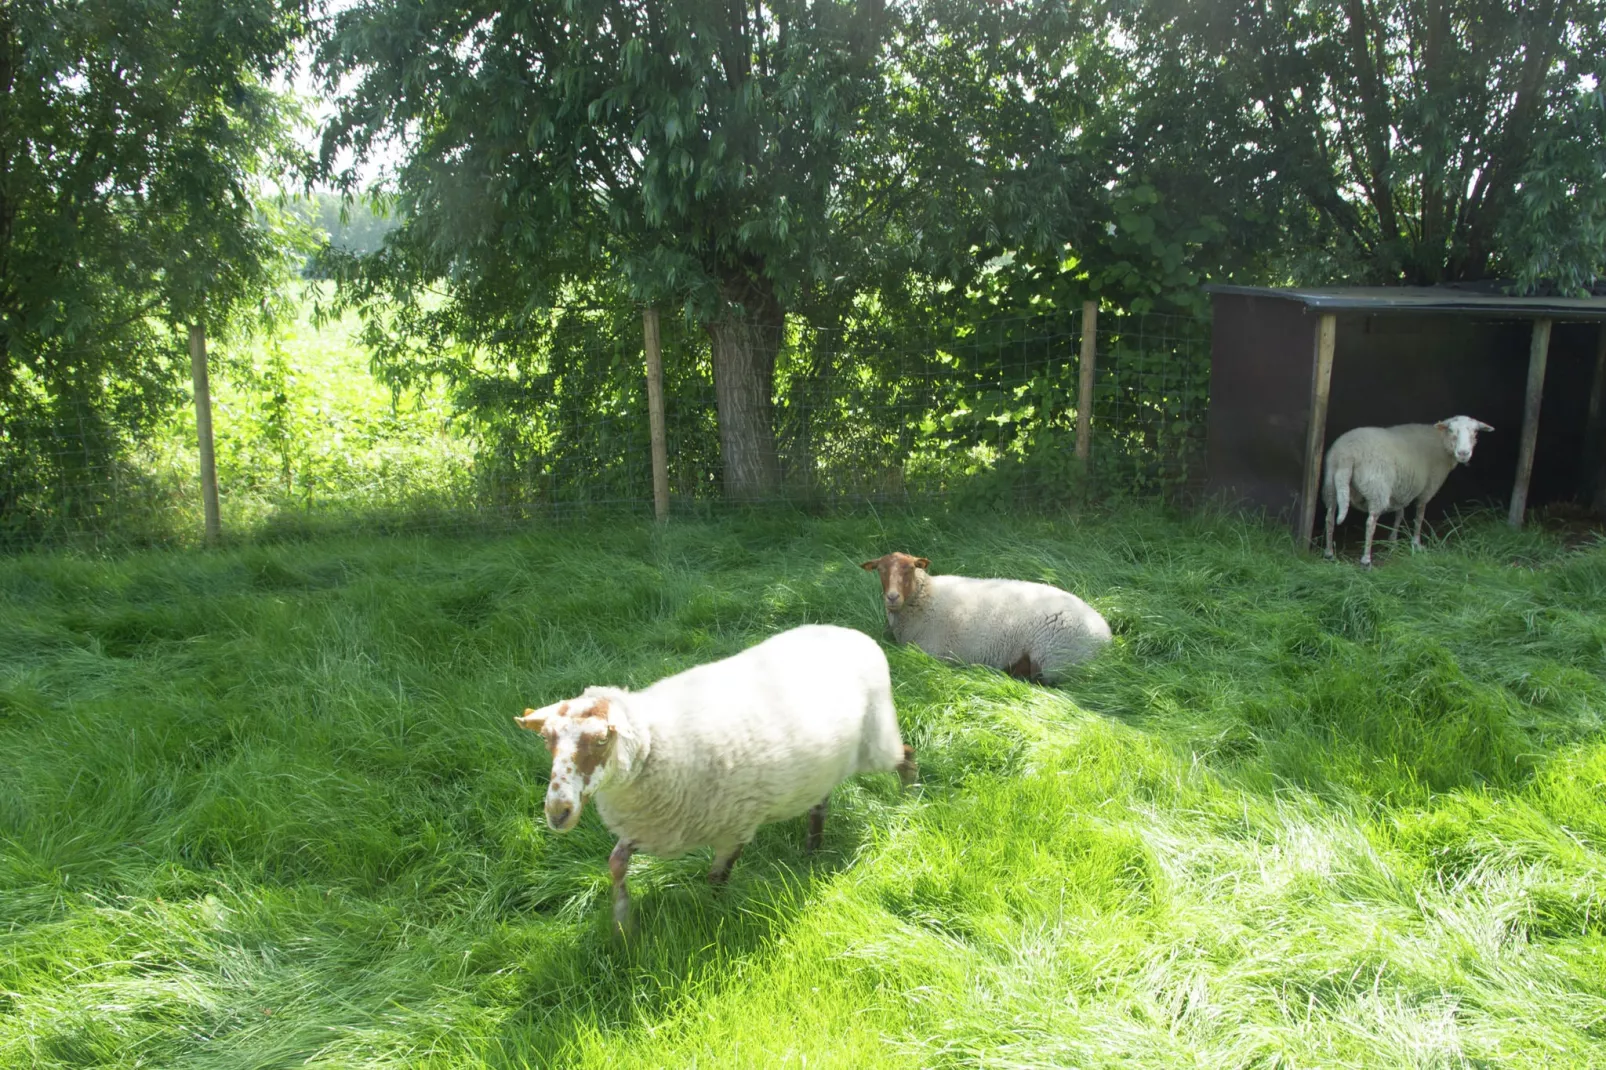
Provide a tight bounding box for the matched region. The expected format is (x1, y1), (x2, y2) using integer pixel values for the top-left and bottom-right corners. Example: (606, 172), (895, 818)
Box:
(1, 507), (1603, 1067)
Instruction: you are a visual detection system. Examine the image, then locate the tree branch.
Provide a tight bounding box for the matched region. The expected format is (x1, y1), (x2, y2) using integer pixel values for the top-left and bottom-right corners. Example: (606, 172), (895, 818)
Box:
(1341, 0), (1398, 266)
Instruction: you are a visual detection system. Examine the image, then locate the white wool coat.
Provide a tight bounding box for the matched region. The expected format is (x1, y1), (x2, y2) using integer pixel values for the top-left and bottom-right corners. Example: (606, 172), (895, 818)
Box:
(581, 624), (904, 858)
(889, 572), (1111, 683)
(1322, 423), (1459, 521)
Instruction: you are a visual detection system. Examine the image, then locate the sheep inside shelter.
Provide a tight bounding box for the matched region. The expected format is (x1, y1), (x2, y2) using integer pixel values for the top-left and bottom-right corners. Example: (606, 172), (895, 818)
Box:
(1322, 415), (1494, 566)
(1203, 284), (1606, 548)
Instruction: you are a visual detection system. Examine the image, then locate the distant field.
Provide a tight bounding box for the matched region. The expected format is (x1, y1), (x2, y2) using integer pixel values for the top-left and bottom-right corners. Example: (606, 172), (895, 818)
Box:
(1, 508), (1603, 1067)
(142, 286), (475, 540)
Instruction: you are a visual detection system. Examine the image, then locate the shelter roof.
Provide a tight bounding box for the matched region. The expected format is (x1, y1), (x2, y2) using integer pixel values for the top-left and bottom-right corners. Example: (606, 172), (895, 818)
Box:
(1204, 284), (1606, 322)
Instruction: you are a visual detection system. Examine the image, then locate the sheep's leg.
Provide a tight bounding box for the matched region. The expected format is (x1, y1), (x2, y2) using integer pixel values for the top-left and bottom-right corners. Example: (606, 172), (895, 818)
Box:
(805, 798), (829, 854)
(1361, 512), (1380, 567)
(708, 843), (744, 884)
(1412, 502), (1427, 550)
(1006, 652), (1038, 680)
(1387, 509), (1404, 543)
(608, 839), (635, 939)
(1323, 504), (1336, 559)
(897, 744), (919, 791)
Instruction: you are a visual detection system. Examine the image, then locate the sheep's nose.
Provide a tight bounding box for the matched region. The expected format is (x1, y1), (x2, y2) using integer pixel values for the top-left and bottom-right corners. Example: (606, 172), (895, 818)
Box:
(546, 803), (574, 830)
(1456, 450), (1471, 463)
(884, 592), (901, 608)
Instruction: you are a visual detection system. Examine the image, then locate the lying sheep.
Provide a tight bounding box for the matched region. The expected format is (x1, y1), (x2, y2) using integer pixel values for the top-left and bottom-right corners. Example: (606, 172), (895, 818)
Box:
(860, 553), (1111, 683)
(1322, 415), (1494, 566)
(515, 624), (917, 936)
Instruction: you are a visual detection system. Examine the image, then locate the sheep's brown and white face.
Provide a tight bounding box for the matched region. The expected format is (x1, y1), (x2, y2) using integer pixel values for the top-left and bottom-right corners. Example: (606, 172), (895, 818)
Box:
(1435, 415), (1495, 465)
(861, 552), (929, 613)
(515, 696), (617, 832)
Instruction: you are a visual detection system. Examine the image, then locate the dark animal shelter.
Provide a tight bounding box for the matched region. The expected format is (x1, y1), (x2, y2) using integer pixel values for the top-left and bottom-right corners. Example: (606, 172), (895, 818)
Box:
(1202, 285), (1606, 550)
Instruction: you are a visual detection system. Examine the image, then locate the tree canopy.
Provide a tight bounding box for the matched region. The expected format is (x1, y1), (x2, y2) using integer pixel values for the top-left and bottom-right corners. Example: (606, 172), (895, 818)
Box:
(11, 0), (1597, 518)
(315, 0), (1606, 497)
(1110, 0), (1606, 292)
(1, 0), (311, 530)
(318, 0), (922, 495)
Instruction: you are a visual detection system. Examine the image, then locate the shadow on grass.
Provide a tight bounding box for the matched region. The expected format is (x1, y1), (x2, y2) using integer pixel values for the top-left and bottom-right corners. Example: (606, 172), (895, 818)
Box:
(494, 816), (873, 1060)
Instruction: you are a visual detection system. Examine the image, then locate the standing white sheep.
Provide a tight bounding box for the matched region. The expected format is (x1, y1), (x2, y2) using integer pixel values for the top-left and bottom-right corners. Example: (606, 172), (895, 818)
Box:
(860, 553), (1111, 682)
(515, 624), (917, 935)
(1322, 415), (1494, 566)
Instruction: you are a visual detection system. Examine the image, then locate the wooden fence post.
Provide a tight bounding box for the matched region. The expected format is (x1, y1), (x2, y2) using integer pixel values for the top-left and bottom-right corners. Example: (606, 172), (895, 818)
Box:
(1508, 317), (1552, 528)
(1297, 313), (1337, 551)
(1075, 300), (1098, 473)
(188, 323), (221, 545)
(643, 308), (669, 522)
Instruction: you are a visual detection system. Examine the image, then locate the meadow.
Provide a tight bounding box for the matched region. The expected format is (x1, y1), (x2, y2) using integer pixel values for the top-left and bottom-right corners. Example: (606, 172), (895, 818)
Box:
(2, 505), (1604, 1068)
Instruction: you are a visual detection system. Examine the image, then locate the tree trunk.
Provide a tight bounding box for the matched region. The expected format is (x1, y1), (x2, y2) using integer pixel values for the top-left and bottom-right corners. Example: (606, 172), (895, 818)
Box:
(707, 275), (784, 501)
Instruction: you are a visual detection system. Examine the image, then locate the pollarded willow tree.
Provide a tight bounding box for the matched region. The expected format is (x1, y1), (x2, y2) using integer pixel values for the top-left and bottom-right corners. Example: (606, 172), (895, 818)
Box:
(317, 0), (912, 499)
(1110, 0), (1606, 292)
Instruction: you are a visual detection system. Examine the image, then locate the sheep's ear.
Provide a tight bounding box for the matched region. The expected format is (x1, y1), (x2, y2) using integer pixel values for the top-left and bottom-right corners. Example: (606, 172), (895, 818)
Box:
(860, 558), (882, 571)
(1434, 421), (1448, 431)
(515, 701), (566, 732)
(914, 557), (930, 569)
(1476, 421), (1494, 432)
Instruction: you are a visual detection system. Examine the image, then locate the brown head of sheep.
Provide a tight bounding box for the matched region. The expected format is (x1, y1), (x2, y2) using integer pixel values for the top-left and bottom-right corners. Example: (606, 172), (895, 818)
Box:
(515, 696), (617, 833)
(860, 552), (928, 613)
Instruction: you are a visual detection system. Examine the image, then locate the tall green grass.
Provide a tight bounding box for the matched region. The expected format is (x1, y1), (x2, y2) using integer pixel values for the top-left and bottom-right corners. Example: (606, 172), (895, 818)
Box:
(1, 508), (1603, 1067)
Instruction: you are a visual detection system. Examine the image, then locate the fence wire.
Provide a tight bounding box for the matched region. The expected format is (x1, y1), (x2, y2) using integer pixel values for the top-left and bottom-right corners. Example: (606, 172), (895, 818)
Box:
(0, 304), (1210, 551)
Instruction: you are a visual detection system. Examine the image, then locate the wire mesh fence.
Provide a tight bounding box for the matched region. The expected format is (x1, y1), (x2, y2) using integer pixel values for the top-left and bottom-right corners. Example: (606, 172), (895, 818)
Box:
(0, 301), (1211, 551)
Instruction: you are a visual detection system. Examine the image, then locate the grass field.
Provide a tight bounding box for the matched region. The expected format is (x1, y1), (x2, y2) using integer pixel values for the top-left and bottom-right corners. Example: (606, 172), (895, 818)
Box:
(2, 507), (1604, 1067)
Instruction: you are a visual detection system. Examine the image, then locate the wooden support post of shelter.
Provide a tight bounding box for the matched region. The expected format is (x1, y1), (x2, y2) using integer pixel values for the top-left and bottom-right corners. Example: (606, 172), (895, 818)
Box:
(1296, 313), (1337, 551)
(1584, 324), (1606, 517)
(643, 308), (670, 522)
(188, 323), (221, 545)
(1075, 300), (1098, 472)
(1508, 317), (1553, 528)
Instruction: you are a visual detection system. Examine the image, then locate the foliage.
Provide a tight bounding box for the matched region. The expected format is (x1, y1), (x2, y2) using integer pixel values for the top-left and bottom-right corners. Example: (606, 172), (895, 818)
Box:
(315, 0), (939, 496)
(2, 509), (1604, 1064)
(0, 0), (314, 541)
(1110, 0), (1606, 293)
(316, 0), (897, 319)
(311, 0), (1228, 497)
